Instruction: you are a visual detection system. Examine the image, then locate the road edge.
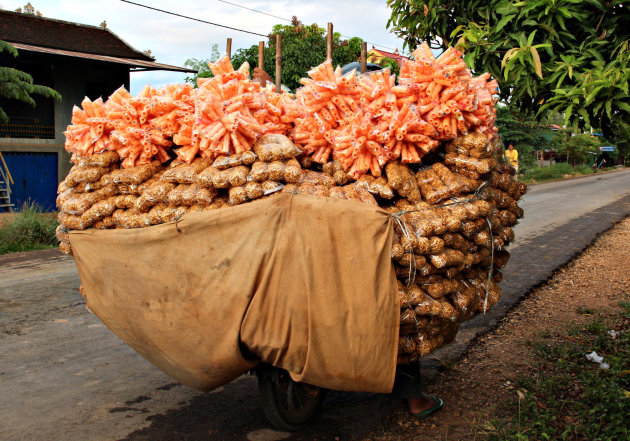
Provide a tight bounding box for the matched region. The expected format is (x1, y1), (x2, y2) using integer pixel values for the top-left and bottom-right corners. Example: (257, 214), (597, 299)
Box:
(422, 192), (630, 376)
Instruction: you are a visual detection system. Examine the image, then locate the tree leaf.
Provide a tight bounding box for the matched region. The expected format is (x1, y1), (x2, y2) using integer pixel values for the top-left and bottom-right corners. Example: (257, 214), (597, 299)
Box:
(557, 7), (573, 18)
(495, 14), (516, 33)
(577, 108), (590, 125)
(464, 51), (476, 70)
(495, 1), (518, 15)
(530, 46), (543, 78)
(527, 30), (537, 47)
(539, 23), (559, 39)
(581, 0), (606, 11)
(502, 47), (520, 70)
(585, 85), (606, 104)
(564, 104), (574, 124)
(555, 72), (567, 88)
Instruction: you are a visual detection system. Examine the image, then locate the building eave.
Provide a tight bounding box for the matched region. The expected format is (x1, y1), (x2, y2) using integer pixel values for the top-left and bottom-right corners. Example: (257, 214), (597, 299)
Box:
(9, 42), (196, 73)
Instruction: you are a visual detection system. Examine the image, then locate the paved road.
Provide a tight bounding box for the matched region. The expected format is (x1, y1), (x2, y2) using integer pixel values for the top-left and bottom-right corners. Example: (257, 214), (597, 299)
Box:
(2, 169), (630, 441)
(514, 168), (630, 244)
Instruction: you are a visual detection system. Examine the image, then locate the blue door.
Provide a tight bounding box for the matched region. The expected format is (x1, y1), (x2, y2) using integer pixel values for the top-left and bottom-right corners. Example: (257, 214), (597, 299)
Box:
(2, 151), (58, 211)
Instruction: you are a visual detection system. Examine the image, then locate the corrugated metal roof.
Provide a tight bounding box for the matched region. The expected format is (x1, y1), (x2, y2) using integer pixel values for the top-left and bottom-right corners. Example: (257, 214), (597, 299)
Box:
(9, 42), (196, 73)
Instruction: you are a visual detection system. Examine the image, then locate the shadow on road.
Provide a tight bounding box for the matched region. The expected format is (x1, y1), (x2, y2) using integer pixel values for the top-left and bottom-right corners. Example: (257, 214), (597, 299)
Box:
(120, 376), (398, 441)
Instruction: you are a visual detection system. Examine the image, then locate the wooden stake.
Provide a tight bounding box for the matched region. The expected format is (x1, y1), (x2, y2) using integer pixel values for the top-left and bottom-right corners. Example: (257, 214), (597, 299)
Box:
(258, 41), (265, 68)
(275, 34), (282, 93)
(360, 41), (367, 73)
(326, 22), (333, 61)
(226, 38), (232, 58)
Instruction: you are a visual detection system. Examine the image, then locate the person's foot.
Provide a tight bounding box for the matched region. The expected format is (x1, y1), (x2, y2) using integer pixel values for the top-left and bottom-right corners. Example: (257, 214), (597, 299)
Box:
(408, 394), (443, 418)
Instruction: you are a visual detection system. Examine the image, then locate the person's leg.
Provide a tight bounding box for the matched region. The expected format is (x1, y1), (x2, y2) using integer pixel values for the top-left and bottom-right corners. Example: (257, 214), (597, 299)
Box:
(392, 362), (443, 417)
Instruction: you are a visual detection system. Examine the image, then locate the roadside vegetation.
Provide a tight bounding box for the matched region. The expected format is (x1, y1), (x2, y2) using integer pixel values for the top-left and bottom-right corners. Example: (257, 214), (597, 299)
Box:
(481, 303), (630, 441)
(520, 163), (618, 184)
(0, 202), (58, 254)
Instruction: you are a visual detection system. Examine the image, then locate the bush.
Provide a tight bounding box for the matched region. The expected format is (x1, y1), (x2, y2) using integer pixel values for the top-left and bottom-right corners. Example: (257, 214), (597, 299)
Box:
(0, 202), (58, 254)
(554, 133), (602, 166)
(574, 164), (594, 175)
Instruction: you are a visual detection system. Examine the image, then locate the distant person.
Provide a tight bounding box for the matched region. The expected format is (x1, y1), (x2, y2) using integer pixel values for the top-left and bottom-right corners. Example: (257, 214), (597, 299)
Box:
(505, 144), (519, 179)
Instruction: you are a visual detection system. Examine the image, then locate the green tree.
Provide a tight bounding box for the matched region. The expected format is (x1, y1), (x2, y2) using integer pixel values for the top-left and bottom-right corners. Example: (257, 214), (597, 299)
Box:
(183, 43), (221, 86)
(553, 132), (602, 166)
(0, 40), (61, 122)
(496, 106), (555, 170)
(231, 17), (364, 91)
(386, 0), (630, 153)
(378, 56), (400, 76)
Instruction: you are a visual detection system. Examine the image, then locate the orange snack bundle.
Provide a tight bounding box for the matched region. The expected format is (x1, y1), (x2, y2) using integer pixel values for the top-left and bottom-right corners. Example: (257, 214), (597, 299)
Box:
(329, 69), (396, 177)
(330, 69), (440, 178)
(64, 97), (110, 157)
(258, 89), (302, 136)
(186, 57), (264, 161)
(467, 73), (499, 142)
(105, 85), (180, 167)
(398, 43), (500, 142)
(64, 86), (184, 168)
(291, 61), (362, 163)
(399, 44), (473, 140)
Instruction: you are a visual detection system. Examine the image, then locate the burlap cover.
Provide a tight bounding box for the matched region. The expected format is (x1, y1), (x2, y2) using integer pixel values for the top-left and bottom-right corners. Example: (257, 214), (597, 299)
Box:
(70, 193), (399, 393)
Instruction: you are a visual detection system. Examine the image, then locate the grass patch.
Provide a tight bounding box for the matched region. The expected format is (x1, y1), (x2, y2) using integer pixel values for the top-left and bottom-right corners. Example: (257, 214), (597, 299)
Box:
(521, 164), (623, 184)
(521, 163), (594, 184)
(480, 303), (630, 441)
(0, 202), (58, 254)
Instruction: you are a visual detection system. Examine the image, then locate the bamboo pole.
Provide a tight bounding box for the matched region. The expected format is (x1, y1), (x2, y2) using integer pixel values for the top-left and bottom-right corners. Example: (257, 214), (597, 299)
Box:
(275, 34), (282, 93)
(258, 41), (265, 68)
(326, 22), (333, 61)
(226, 38), (232, 58)
(360, 42), (367, 73)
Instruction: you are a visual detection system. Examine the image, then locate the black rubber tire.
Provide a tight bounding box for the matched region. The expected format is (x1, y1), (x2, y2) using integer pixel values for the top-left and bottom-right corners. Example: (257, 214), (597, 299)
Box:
(257, 368), (327, 431)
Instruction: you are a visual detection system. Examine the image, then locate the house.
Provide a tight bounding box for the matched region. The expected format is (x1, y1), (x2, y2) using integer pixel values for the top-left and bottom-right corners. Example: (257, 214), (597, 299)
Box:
(366, 47), (409, 67)
(0, 7), (194, 210)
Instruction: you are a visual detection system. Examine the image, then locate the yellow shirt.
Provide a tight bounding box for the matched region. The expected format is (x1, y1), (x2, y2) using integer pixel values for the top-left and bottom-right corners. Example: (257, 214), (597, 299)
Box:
(505, 149), (518, 166)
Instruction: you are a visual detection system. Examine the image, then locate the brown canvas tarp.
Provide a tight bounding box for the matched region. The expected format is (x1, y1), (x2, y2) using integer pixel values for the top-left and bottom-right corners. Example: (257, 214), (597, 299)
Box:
(70, 193), (399, 393)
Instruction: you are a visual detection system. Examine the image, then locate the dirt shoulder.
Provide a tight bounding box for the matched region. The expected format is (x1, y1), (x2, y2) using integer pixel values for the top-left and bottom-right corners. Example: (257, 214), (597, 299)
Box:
(369, 216), (630, 441)
(0, 247), (63, 265)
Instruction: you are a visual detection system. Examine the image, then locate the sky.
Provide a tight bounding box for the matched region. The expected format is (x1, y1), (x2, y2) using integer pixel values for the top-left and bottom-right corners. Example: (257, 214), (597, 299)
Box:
(1, 0), (411, 94)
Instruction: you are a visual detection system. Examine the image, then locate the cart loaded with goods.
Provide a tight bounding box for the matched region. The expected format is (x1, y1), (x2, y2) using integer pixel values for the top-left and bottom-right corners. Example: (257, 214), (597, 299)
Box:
(56, 43), (525, 429)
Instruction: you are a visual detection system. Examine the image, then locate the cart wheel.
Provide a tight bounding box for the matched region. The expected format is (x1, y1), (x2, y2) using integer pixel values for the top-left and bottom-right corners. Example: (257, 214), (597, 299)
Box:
(256, 366), (327, 431)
